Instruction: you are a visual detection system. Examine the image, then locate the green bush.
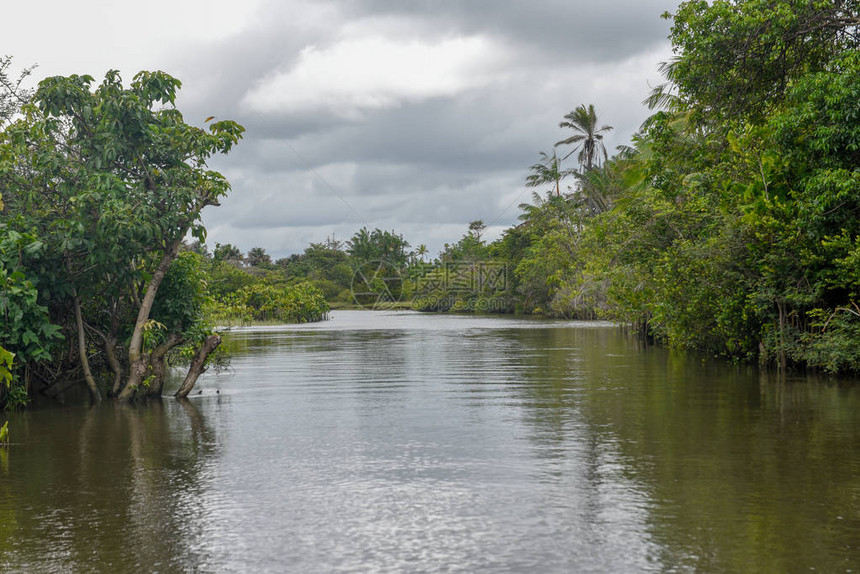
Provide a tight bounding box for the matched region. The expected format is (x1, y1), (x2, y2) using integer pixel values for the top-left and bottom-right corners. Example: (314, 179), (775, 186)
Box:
(207, 281), (329, 325)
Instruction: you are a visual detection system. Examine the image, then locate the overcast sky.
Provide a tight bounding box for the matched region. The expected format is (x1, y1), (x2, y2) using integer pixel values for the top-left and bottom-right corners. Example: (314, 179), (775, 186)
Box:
(5, 0), (678, 259)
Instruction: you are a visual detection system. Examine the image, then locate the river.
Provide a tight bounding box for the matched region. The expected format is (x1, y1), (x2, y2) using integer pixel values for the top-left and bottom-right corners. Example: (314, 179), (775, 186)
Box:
(1, 310), (859, 572)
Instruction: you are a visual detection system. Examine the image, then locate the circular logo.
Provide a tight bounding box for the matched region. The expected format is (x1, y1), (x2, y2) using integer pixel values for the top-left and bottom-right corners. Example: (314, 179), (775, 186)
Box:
(350, 260), (404, 309)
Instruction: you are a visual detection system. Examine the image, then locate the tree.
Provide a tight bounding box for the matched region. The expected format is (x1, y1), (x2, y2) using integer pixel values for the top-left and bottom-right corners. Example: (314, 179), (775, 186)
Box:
(347, 228), (411, 268)
(555, 104), (613, 171)
(275, 241), (351, 290)
(0, 194), (8, 395)
(665, 0), (860, 126)
(468, 220), (486, 243)
(525, 151), (566, 196)
(438, 222), (491, 263)
(0, 345), (12, 393)
(206, 259), (257, 300)
(246, 247), (272, 268)
(213, 243), (244, 266)
(573, 160), (625, 215)
(0, 74), (65, 406)
(0, 56), (35, 129)
(415, 244), (429, 263)
(513, 192), (584, 315)
(0, 69), (244, 402)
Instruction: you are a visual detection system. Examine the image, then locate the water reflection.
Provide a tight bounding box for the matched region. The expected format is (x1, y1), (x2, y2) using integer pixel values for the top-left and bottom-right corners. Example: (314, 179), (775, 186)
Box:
(0, 399), (220, 572)
(1, 311), (859, 572)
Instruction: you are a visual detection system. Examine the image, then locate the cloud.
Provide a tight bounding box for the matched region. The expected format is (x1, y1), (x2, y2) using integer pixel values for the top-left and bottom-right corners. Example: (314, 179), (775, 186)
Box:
(241, 34), (506, 116)
(343, 0), (678, 63)
(4, 0), (265, 80)
(6, 0), (680, 258)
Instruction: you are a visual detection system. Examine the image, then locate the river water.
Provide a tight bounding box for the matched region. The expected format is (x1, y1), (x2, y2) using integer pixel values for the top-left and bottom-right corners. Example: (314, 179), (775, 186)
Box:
(1, 310), (859, 572)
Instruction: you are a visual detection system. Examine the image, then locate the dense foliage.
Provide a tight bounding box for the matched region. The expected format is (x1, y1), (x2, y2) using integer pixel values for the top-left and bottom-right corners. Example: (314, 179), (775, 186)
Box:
(207, 280), (329, 325)
(526, 0), (860, 372)
(0, 67), (247, 405)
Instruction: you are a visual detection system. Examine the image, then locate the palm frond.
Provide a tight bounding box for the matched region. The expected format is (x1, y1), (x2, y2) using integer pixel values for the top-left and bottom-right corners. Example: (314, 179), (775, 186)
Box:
(554, 103), (613, 171)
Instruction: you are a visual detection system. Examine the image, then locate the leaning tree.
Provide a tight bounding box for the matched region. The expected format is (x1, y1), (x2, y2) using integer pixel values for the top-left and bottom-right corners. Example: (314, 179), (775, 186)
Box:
(0, 70), (244, 402)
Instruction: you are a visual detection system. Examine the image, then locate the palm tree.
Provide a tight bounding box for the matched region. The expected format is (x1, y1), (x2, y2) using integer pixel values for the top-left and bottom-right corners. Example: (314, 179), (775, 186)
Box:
(643, 60), (686, 113)
(246, 247), (272, 267)
(574, 164), (614, 215)
(518, 191), (550, 224)
(518, 190), (574, 231)
(525, 151), (568, 196)
(554, 104), (613, 172)
(415, 244), (429, 263)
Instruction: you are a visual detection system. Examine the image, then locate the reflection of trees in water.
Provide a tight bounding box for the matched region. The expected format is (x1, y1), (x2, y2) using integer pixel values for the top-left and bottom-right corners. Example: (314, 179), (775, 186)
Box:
(0, 427), (15, 544)
(0, 399), (220, 572)
(507, 327), (662, 569)
(625, 369), (860, 572)
(510, 327), (860, 572)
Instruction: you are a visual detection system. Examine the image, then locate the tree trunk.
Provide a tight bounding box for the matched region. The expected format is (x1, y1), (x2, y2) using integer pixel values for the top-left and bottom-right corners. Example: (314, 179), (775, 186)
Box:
(73, 294), (102, 403)
(175, 334), (221, 398)
(102, 304), (125, 397)
(144, 333), (184, 398)
(777, 300), (787, 371)
(118, 237), (183, 402)
(105, 335), (124, 397)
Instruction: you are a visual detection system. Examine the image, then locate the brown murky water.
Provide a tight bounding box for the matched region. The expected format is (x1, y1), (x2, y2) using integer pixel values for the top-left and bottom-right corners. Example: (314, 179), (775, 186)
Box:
(2, 310), (859, 572)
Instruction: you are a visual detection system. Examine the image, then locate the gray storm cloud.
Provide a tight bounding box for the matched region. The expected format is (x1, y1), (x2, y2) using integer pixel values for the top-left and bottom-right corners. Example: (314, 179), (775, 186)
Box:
(7, 0), (678, 258)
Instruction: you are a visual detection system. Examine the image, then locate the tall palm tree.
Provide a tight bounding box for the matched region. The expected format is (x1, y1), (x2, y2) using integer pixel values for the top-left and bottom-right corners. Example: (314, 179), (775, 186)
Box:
(554, 104), (613, 171)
